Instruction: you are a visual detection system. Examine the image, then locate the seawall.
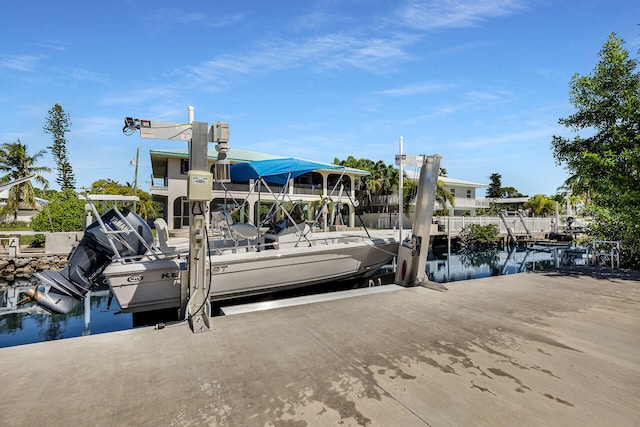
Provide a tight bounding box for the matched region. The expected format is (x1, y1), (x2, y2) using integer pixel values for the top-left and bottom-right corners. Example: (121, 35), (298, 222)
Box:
(0, 231), (80, 282)
(0, 254), (68, 282)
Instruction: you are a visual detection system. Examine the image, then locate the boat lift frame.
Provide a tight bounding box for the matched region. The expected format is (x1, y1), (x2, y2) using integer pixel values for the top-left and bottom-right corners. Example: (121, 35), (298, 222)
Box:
(123, 110), (229, 333)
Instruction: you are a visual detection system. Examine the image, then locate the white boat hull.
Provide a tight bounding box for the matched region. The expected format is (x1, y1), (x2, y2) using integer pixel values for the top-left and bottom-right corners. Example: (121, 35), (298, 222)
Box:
(104, 230), (398, 313)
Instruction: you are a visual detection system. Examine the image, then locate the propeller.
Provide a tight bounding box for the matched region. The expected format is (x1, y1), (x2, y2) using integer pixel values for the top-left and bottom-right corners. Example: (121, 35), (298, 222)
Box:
(16, 286), (42, 306)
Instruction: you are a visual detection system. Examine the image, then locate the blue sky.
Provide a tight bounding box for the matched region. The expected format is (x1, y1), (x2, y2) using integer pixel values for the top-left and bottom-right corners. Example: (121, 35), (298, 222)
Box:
(1, 0), (637, 196)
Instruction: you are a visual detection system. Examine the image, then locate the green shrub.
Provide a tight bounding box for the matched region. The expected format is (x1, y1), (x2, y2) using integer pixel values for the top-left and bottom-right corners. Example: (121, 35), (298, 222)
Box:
(459, 223), (500, 250)
(30, 189), (85, 233)
(0, 220), (30, 230)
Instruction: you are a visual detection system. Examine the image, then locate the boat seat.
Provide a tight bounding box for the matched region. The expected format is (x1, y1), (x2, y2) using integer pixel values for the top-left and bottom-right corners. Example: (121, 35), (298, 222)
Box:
(230, 223), (258, 240)
(154, 218), (189, 253)
(215, 210), (259, 242)
(154, 218), (170, 247)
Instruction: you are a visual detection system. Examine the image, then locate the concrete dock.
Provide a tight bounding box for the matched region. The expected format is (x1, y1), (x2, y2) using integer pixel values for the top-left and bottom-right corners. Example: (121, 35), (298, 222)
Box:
(1, 267), (639, 426)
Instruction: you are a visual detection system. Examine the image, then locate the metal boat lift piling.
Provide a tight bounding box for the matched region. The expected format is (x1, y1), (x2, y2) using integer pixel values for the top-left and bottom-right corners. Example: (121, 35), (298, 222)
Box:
(123, 109), (231, 333)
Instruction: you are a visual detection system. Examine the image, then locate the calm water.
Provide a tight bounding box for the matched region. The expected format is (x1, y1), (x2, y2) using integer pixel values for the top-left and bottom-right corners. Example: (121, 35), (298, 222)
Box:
(0, 285), (134, 348)
(426, 245), (561, 283)
(1, 246), (565, 348)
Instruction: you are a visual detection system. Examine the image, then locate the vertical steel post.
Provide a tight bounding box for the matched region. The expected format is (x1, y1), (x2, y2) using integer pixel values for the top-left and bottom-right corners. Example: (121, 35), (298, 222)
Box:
(187, 121), (212, 333)
(395, 155), (443, 289)
(408, 155), (441, 286)
(398, 136), (404, 241)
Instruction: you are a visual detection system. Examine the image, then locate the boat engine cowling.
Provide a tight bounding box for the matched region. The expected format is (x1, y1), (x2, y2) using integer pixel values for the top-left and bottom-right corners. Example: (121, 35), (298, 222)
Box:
(31, 207), (154, 314)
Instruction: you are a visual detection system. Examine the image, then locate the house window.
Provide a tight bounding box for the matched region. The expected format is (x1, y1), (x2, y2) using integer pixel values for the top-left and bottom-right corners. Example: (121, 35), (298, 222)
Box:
(467, 189), (472, 199)
(328, 174), (351, 192)
(450, 188), (455, 197)
(180, 159), (189, 174)
(173, 196), (189, 229)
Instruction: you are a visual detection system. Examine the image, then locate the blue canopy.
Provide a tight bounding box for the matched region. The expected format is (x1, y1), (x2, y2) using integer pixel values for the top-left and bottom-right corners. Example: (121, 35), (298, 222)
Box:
(230, 158), (344, 185)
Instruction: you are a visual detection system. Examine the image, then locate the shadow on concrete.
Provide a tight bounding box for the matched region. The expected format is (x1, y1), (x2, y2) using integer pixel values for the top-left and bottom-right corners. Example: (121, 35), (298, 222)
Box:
(541, 266), (640, 282)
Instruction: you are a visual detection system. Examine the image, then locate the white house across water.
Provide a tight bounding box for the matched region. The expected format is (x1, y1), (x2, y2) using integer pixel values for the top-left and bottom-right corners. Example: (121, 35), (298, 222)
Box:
(149, 147), (491, 231)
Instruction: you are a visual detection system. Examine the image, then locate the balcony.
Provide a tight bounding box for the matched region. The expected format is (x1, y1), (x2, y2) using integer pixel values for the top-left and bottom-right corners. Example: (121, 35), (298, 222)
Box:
(213, 182), (251, 192)
(151, 176), (168, 189)
(449, 197), (491, 209)
(293, 184), (322, 195)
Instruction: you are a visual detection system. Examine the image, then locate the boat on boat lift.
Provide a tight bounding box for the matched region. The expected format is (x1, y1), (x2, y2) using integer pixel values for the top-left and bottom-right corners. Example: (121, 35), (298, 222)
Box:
(28, 158), (400, 314)
(24, 111), (441, 317)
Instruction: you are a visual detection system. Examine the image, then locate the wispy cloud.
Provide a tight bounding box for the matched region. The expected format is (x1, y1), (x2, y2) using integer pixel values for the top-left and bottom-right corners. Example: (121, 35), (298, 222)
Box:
(100, 85), (182, 107)
(290, 10), (335, 31)
(376, 82), (454, 96)
(144, 9), (244, 27)
(0, 54), (44, 72)
(145, 10), (207, 24)
(32, 40), (70, 51)
(453, 126), (558, 149)
(179, 32), (416, 87)
(173, 1), (526, 90)
(58, 67), (109, 84)
(207, 13), (245, 28)
(396, 0), (526, 30)
(72, 115), (122, 138)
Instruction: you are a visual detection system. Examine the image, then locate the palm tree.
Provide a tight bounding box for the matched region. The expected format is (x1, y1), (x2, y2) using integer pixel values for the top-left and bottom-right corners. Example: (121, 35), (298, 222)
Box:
(373, 161), (396, 213)
(334, 156), (378, 210)
(0, 140), (50, 220)
(523, 194), (555, 217)
(434, 181), (454, 215)
(402, 175), (453, 214)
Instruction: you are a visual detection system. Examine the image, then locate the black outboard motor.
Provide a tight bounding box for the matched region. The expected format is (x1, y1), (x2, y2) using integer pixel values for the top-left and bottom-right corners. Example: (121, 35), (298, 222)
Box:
(29, 207), (154, 314)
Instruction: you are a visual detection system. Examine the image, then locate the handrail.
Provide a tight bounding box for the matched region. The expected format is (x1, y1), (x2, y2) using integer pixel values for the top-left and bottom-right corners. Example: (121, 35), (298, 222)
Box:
(610, 247), (620, 269)
(590, 240), (620, 268)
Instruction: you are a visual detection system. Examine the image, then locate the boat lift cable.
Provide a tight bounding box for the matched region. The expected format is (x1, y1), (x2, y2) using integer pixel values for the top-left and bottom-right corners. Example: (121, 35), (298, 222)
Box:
(344, 181), (371, 240)
(217, 182), (254, 226)
(187, 201), (214, 322)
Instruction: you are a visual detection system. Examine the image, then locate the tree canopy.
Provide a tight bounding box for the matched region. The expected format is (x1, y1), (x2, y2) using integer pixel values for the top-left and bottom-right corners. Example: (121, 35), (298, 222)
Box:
(523, 194), (555, 217)
(551, 33), (640, 268)
(89, 179), (157, 220)
(487, 173), (503, 199)
(334, 156), (453, 214)
(333, 156), (399, 211)
(486, 172), (525, 199)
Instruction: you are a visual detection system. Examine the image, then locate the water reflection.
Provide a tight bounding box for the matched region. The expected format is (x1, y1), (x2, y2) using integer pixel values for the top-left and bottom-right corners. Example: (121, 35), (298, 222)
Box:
(426, 246), (560, 283)
(1, 280), (133, 348)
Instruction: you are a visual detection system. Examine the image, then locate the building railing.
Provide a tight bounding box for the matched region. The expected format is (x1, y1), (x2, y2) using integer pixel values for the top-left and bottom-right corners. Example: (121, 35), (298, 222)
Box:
(369, 195), (493, 208)
(359, 213), (553, 235)
(434, 216), (553, 236)
(213, 182), (251, 192)
(151, 176), (168, 188)
(292, 184), (322, 195)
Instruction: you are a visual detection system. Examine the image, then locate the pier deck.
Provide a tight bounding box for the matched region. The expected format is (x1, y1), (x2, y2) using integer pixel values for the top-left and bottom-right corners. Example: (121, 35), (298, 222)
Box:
(1, 267), (639, 426)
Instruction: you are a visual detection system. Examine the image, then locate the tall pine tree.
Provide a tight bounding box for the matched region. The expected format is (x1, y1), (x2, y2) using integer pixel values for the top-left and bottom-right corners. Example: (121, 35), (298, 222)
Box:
(43, 104), (76, 190)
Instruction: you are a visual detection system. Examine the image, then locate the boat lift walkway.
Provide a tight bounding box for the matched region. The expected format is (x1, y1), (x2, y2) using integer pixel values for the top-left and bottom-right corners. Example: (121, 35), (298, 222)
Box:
(1, 266), (639, 426)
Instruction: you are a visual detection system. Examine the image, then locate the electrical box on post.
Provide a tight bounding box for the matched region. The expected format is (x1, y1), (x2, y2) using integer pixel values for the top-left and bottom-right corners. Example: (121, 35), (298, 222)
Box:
(187, 170), (213, 201)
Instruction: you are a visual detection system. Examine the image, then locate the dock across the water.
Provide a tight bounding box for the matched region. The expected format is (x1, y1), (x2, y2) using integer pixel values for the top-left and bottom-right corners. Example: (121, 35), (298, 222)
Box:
(1, 266), (638, 426)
